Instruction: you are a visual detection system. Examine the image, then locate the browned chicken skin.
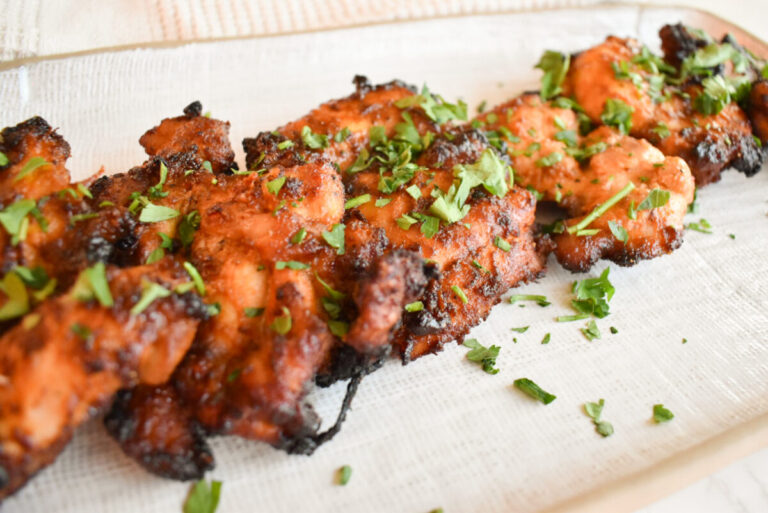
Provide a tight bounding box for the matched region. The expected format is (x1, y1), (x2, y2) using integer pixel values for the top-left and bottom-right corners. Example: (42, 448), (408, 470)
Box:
(563, 29), (764, 185)
(478, 94), (695, 272)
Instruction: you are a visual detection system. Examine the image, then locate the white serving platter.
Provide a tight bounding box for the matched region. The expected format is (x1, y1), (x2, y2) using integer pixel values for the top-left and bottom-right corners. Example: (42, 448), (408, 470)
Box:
(0, 4), (767, 513)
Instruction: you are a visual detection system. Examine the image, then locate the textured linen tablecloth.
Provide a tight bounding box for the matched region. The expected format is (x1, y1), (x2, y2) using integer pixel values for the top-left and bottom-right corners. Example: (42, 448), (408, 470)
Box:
(0, 2), (767, 513)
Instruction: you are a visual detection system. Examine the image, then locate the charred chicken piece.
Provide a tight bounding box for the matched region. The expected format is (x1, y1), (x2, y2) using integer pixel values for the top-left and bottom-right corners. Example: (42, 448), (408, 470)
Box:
(0, 259), (207, 499)
(563, 29), (764, 185)
(479, 93), (694, 272)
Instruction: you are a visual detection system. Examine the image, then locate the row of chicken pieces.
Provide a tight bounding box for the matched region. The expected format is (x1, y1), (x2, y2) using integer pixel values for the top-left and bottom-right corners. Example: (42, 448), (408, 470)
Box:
(0, 24), (765, 502)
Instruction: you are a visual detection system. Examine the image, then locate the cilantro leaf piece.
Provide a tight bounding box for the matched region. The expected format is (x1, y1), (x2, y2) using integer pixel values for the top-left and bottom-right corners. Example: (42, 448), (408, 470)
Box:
(513, 378), (556, 404)
(336, 465), (352, 486)
(451, 285), (468, 304)
(344, 194), (372, 209)
(608, 220), (628, 244)
(584, 398), (614, 437)
(321, 223), (345, 255)
(183, 479), (222, 513)
(328, 320), (349, 337)
(508, 294), (550, 307)
(510, 326), (529, 333)
(14, 156), (50, 182)
(540, 333), (551, 345)
(139, 202), (180, 223)
(374, 198), (391, 208)
(535, 51), (570, 100)
(428, 148), (510, 224)
(130, 280), (171, 316)
(12, 266), (49, 289)
(535, 151), (563, 167)
(183, 262), (206, 295)
(0, 151), (7, 166)
(405, 301), (424, 312)
(556, 314), (590, 322)
(178, 210), (200, 247)
(70, 323), (92, 340)
(291, 227), (307, 244)
(270, 306), (292, 335)
(463, 338), (500, 374)
(315, 273), (346, 301)
(581, 319), (602, 341)
(653, 404), (675, 423)
(600, 98), (634, 135)
(610, 326), (618, 334)
(494, 236), (511, 252)
(571, 268), (614, 318)
(71, 262), (114, 308)
(0, 271), (29, 321)
(275, 260), (310, 270)
(0, 199), (37, 245)
(301, 125), (329, 149)
(334, 127), (351, 143)
(651, 122), (671, 138)
(637, 188), (670, 211)
(147, 162), (169, 199)
(420, 215), (440, 238)
(244, 307), (265, 318)
(394, 85), (467, 124)
(266, 176), (287, 196)
(686, 218), (713, 234)
(567, 183), (635, 234)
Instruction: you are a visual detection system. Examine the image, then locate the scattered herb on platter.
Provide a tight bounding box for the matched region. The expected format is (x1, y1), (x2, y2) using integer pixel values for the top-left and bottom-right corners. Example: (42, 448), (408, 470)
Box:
(508, 294), (550, 307)
(653, 404), (675, 423)
(513, 378), (556, 404)
(463, 338), (500, 375)
(584, 399), (614, 437)
(570, 268), (615, 318)
(183, 479), (222, 513)
(336, 465), (352, 486)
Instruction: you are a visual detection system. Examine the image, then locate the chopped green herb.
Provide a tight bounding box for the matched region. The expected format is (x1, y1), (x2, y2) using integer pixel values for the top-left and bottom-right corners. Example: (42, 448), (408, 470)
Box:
(535, 151), (563, 167)
(334, 127), (351, 143)
(270, 306), (292, 335)
(244, 307), (265, 318)
(420, 215), (440, 238)
(130, 280), (171, 316)
(554, 129), (578, 148)
(493, 236), (511, 252)
(514, 378), (556, 404)
(510, 326), (529, 333)
(394, 85), (468, 125)
(266, 175), (287, 196)
(651, 122), (671, 138)
(344, 194), (372, 209)
(581, 319), (601, 341)
(76, 183), (93, 199)
(463, 338), (500, 374)
(315, 273), (346, 301)
(277, 140), (294, 150)
(0, 272), (29, 321)
(321, 223), (345, 255)
(12, 266), (49, 289)
(471, 259), (490, 273)
(183, 479), (222, 513)
(477, 100), (487, 113)
(147, 162), (169, 199)
(336, 465), (352, 486)
(374, 198), (391, 208)
(328, 320), (349, 337)
(275, 260), (310, 270)
(0, 151), (7, 166)
(567, 182), (635, 234)
(540, 333), (551, 345)
(0, 199), (37, 245)
(584, 398), (614, 437)
(686, 218), (712, 234)
(728, 233), (736, 239)
(405, 301), (424, 312)
(397, 214), (417, 230)
(608, 220), (629, 244)
(301, 125), (329, 149)
(71, 262), (114, 307)
(653, 404), (674, 423)
(291, 227), (307, 244)
(682, 337), (688, 344)
(570, 268), (614, 318)
(610, 326), (618, 334)
(601, 98), (634, 135)
(556, 314), (590, 322)
(70, 323), (92, 340)
(508, 294), (550, 307)
(145, 248), (165, 264)
(139, 202), (180, 223)
(638, 188), (670, 211)
(405, 184), (422, 200)
(526, 185), (543, 201)
(69, 212), (99, 225)
(183, 262), (206, 295)
(535, 50), (570, 100)
(14, 156), (49, 182)
(178, 210), (200, 247)
(451, 285), (468, 304)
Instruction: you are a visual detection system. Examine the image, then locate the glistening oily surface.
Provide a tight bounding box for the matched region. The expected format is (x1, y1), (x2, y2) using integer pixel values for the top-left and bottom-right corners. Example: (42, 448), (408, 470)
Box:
(1, 5), (767, 513)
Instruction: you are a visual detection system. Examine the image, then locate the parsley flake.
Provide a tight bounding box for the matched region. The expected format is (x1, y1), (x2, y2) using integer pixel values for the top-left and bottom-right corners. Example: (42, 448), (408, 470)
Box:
(514, 378), (556, 404)
(301, 125), (329, 149)
(540, 333), (551, 345)
(139, 202), (180, 223)
(405, 301), (424, 312)
(508, 294), (550, 307)
(493, 236), (511, 252)
(567, 182), (635, 234)
(72, 262), (114, 307)
(0, 199), (37, 245)
(463, 338), (500, 374)
(321, 223), (345, 255)
(638, 188), (670, 210)
(571, 268), (614, 318)
(451, 285), (468, 304)
(601, 98), (634, 134)
(270, 306), (292, 335)
(183, 479), (222, 513)
(581, 319), (601, 341)
(130, 280), (171, 316)
(344, 194), (371, 209)
(584, 398), (614, 437)
(336, 465), (352, 486)
(608, 220), (629, 244)
(535, 51), (570, 100)
(653, 404), (675, 423)
(275, 260), (310, 270)
(0, 271), (29, 321)
(183, 262), (206, 295)
(14, 156), (49, 182)
(266, 176), (287, 196)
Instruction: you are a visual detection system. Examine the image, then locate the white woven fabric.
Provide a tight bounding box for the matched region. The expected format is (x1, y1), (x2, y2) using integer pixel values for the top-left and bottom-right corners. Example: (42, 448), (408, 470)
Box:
(0, 4), (767, 513)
